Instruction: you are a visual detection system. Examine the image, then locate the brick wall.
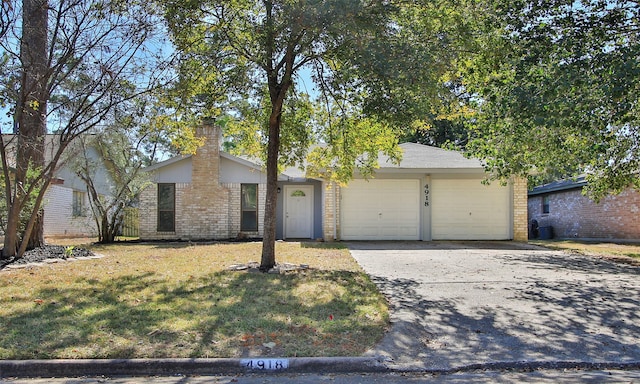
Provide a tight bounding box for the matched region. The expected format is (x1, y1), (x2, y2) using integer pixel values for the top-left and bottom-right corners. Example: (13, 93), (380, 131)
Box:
(223, 182), (266, 238)
(322, 181), (340, 241)
(528, 187), (640, 240)
(512, 177), (528, 241)
(139, 123), (268, 241)
(138, 184), (156, 239)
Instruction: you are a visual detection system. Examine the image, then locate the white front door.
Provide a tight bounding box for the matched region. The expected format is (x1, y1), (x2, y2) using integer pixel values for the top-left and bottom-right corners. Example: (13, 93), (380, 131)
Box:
(284, 185), (314, 239)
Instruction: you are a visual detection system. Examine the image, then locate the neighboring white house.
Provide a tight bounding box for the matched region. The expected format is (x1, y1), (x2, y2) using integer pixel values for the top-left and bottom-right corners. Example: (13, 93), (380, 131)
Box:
(139, 123), (529, 242)
(2, 135), (116, 238)
(42, 143), (115, 237)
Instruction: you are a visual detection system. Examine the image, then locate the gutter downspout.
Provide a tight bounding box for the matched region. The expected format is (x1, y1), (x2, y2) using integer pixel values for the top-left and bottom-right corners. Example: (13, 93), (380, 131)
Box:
(333, 181), (337, 240)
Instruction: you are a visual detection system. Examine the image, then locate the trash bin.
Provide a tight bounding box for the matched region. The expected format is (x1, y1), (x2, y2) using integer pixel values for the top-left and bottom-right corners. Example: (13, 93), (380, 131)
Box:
(538, 226), (553, 240)
(529, 219), (539, 239)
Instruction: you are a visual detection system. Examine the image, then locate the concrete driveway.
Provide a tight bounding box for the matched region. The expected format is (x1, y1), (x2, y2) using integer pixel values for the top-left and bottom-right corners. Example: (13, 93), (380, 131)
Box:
(347, 241), (640, 371)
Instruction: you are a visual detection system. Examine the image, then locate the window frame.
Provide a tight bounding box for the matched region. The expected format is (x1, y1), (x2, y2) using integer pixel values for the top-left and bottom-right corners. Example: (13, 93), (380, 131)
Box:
(542, 195), (550, 214)
(157, 183), (176, 232)
(72, 190), (85, 217)
(241, 184), (258, 232)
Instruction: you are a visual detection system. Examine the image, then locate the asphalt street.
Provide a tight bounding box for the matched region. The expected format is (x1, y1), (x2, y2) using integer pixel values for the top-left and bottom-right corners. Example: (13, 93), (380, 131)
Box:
(3, 369), (640, 383)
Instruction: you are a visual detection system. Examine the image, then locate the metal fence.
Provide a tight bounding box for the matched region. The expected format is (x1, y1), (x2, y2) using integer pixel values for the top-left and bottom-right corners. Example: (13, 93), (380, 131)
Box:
(121, 207), (139, 238)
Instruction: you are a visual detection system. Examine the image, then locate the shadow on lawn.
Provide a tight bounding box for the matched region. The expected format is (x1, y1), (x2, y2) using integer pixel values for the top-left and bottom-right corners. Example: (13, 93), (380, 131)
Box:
(0, 270), (385, 359)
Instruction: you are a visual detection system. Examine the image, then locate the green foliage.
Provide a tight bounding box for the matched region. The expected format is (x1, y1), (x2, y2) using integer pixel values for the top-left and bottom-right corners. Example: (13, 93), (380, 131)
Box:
(461, 0), (640, 200)
(326, 1), (473, 129)
(161, 0), (467, 178)
(224, 89), (315, 171)
(64, 246), (75, 258)
(306, 115), (401, 183)
(69, 112), (155, 243)
(401, 119), (469, 148)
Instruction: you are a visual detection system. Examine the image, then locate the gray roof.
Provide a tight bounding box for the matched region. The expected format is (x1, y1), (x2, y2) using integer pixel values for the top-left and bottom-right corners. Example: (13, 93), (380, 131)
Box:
(528, 176), (587, 196)
(144, 152), (264, 173)
(143, 154), (192, 172)
(376, 142), (484, 173)
(145, 142), (485, 179)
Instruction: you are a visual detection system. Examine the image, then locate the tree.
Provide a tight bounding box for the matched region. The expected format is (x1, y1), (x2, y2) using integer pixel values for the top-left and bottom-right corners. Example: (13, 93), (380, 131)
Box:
(71, 87), (191, 244)
(0, 0), (168, 258)
(401, 119), (469, 148)
(5, 0), (49, 255)
(71, 108), (159, 243)
(163, 0), (468, 270)
(461, 0), (640, 200)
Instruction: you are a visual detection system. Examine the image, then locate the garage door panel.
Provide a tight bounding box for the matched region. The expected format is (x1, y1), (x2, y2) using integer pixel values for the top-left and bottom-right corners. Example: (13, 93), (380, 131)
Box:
(431, 179), (511, 240)
(342, 224), (381, 239)
(343, 209), (379, 222)
(341, 179), (420, 240)
(395, 225), (420, 237)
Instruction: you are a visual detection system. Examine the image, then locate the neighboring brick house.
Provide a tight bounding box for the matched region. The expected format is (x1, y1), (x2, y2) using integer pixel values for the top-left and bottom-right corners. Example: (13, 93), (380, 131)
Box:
(140, 122), (528, 242)
(528, 177), (640, 240)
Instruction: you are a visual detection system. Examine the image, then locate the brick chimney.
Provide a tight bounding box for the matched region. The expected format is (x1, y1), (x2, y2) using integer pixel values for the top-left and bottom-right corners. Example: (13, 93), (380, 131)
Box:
(192, 120), (221, 185)
(182, 120), (229, 239)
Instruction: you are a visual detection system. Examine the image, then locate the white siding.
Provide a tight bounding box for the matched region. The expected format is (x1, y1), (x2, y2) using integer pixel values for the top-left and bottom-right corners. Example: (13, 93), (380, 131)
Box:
(43, 185), (97, 237)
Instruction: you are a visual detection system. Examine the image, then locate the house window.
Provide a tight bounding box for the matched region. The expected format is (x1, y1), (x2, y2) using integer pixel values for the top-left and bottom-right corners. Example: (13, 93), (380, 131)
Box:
(72, 190), (85, 217)
(241, 184), (258, 232)
(157, 183), (175, 232)
(542, 195), (550, 214)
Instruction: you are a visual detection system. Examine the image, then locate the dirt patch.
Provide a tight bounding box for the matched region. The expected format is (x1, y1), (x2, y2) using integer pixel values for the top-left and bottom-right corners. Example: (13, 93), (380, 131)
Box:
(228, 261), (311, 274)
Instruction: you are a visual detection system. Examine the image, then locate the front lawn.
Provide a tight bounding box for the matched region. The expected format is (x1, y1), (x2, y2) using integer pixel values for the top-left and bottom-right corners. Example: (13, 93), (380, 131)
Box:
(531, 239), (640, 265)
(0, 241), (388, 359)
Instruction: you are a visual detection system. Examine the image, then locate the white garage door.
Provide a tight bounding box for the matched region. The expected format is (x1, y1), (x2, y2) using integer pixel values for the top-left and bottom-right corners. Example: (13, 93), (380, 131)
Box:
(341, 179), (421, 240)
(431, 179), (511, 240)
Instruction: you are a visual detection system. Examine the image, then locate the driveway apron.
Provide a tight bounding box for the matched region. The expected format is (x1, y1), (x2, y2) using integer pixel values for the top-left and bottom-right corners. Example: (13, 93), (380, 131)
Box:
(347, 241), (640, 371)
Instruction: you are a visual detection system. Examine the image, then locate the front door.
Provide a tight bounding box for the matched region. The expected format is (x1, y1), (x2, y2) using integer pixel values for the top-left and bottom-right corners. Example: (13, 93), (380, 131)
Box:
(284, 185), (314, 239)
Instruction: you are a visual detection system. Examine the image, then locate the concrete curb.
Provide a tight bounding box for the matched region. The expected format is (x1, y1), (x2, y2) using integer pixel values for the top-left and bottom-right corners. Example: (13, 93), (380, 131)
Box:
(3, 358), (640, 379)
(0, 357), (388, 378)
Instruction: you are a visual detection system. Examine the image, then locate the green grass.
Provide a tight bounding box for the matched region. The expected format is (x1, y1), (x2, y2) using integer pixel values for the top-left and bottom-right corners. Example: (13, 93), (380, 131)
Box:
(531, 239), (640, 265)
(0, 241), (388, 359)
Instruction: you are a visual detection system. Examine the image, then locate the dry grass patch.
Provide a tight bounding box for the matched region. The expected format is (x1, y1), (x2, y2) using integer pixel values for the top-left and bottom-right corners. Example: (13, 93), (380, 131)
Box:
(0, 241), (388, 359)
(531, 240), (640, 266)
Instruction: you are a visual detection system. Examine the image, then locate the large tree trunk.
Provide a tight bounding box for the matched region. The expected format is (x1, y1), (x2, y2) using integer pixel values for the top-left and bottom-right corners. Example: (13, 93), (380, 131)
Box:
(24, 209), (44, 250)
(260, 106), (282, 271)
(2, 200), (21, 259)
(101, 216), (111, 243)
(259, 2), (295, 271)
(2, 0), (49, 258)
